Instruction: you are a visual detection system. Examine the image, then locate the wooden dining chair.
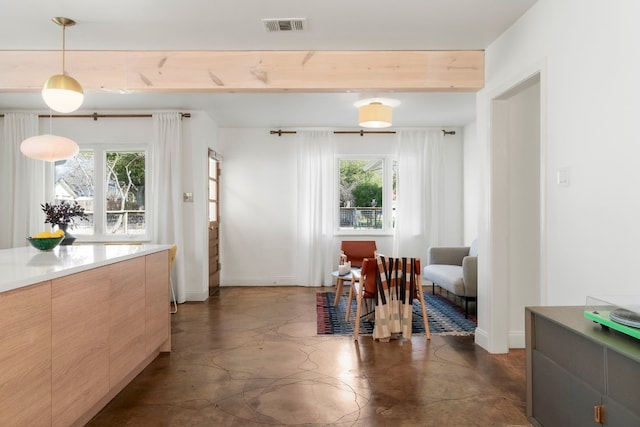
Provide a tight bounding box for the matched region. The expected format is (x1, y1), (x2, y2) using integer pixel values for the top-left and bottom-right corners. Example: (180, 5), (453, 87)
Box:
(333, 240), (378, 307)
(345, 256), (378, 325)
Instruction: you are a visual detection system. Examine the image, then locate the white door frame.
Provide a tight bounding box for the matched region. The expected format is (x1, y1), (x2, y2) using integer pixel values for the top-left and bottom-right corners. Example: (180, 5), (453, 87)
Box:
(475, 59), (547, 353)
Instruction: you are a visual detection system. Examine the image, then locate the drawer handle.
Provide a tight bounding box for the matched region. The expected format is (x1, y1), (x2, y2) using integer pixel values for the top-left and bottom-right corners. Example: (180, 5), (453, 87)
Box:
(594, 404), (605, 424)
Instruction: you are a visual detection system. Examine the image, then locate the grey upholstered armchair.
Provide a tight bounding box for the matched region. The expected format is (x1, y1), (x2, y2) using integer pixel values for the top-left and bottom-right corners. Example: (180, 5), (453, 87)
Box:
(422, 239), (477, 318)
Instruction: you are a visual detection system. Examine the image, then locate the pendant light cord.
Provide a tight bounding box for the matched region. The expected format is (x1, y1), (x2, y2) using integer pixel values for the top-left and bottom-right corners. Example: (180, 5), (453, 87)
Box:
(61, 24), (66, 75)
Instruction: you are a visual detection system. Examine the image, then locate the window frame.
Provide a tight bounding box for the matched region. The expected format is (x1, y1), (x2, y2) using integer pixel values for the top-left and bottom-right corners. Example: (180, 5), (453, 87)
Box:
(334, 154), (396, 236)
(55, 143), (151, 243)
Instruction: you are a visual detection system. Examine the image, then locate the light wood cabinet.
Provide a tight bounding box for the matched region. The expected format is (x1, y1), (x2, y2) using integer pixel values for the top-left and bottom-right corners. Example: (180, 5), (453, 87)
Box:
(109, 257), (147, 388)
(0, 282), (52, 427)
(52, 265), (111, 427)
(146, 250), (170, 354)
(0, 249), (170, 427)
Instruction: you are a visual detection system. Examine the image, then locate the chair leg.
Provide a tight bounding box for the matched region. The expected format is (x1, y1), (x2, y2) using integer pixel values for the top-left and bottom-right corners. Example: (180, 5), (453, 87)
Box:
(416, 282), (431, 340)
(345, 282), (355, 321)
(354, 293), (363, 341)
(170, 278), (178, 314)
(333, 278), (345, 307)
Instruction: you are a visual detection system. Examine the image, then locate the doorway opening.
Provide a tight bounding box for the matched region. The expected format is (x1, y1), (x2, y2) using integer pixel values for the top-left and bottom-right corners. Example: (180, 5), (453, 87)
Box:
(489, 72), (543, 350)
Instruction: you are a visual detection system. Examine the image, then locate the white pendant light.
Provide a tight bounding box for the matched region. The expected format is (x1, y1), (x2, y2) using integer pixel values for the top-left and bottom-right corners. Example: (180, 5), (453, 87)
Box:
(20, 134), (79, 162)
(354, 97), (401, 129)
(42, 17), (84, 113)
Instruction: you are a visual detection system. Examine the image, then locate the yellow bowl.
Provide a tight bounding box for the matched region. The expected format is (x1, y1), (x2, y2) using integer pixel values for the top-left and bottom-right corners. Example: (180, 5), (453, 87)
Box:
(27, 236), (64, 251)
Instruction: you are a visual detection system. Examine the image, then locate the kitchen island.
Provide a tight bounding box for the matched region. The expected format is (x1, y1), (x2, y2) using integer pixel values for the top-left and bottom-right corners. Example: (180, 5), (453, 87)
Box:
(0, 243), (172, 427)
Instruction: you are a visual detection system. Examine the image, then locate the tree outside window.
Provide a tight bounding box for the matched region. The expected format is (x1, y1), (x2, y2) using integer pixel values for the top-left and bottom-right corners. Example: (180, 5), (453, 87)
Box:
(339, 159), (385, 230)
(54, 149), (147, 238)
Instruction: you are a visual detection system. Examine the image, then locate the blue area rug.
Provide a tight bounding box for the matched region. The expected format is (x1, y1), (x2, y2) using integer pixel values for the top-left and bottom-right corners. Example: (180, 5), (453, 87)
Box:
(316, 291), (477, 336)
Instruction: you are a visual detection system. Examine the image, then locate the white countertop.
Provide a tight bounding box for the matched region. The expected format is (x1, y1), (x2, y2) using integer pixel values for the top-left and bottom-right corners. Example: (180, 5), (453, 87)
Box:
(0, 244), (172, 293)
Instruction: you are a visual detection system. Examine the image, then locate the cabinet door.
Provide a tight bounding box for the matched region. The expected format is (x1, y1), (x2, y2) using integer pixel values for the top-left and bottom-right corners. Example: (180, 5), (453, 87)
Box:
(603, 396), (640, 426)
(146, 250), (170, 354)
(606, 349), (640, 420)
(0, 282), (52, 427)
(532, 350), (601, 427)
(534, 315), (604, 393)
(603, 349), (640, 425)
(109, 257), (146, 387)
(52, 267), (110, 427)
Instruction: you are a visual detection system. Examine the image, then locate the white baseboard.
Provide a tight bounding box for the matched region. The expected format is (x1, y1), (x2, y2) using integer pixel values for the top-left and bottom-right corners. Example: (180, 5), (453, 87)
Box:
(474, 326), (525, 352)
(508, 330), (525, 349)
(474, 326), (490, 350)
(185, 290), (209, 302)
(221, 276), (299, 286)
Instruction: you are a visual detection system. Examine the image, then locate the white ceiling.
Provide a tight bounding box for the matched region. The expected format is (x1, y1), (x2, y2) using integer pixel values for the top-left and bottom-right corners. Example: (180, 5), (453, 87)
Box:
(0, 0), (537, 128)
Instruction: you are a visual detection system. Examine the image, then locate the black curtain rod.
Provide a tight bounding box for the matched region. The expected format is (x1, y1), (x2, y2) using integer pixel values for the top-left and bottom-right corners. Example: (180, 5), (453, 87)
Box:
(0, 112), (191, 121)
(270, 129), (395, 137)
(334, 130), (396, 136)
(270, 129), (456, 137)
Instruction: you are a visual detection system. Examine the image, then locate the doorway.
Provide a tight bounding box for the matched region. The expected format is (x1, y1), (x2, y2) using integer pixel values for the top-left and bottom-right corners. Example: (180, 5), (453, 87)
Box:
(489, 73), (543, 350)
(208, 149), (221, 295)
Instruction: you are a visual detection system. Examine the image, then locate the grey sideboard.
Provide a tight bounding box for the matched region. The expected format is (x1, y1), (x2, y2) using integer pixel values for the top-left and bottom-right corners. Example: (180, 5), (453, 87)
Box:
(526, 306), (640, 426)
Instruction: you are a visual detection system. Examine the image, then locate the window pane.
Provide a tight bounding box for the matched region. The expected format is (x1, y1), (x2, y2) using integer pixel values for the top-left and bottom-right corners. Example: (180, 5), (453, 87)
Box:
(105, 151), (146, 235)
(339, 159), (384, 230)
(208, 157), (218, 178)
(209, 202), (217, 222)
(54, 151), (95, 235)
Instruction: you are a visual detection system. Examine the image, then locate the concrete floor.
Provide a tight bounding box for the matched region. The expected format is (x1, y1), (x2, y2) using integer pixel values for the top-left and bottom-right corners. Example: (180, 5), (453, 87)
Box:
(88, 286), (532, 426)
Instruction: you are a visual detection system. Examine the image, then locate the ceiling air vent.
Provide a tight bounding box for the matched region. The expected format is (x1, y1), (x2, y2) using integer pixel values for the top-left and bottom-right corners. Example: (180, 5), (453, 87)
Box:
(262, 18), (306, 32)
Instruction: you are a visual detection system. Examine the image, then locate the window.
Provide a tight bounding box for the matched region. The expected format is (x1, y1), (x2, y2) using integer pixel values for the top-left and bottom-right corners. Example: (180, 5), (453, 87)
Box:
(54, 147), (147, 240)
(338, 157), (396, 232)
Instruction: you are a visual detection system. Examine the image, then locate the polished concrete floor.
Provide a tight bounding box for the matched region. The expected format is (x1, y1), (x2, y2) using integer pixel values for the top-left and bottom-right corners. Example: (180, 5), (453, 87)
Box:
(88, 286), (532, 426)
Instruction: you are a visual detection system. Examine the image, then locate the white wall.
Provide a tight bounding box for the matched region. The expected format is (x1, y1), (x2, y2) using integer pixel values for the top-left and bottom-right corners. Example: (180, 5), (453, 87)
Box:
(217, 128), (299, 286)
(476, 0), (640, 352)
(217, 128), (464, 286)
(463, 121), (479, 244)
(441, 131), (464, 247)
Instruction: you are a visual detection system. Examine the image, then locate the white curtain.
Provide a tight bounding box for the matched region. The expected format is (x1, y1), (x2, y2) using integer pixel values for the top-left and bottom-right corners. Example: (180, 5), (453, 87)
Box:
(1, 113), (51, 249)
(151, 112), (186, 303)
(296, 130), (335, 286)
(393, 129), (445, 259)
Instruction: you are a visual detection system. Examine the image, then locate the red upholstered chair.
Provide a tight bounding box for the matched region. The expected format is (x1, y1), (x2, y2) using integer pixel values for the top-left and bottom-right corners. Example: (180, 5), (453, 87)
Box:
(333, 240), (378, 307)
(339, 240), (377, 268)
(344, 257), (378, 323)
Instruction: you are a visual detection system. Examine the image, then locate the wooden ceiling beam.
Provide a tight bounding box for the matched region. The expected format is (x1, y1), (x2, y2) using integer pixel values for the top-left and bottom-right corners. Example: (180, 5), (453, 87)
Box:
(0, 50), (484, 93)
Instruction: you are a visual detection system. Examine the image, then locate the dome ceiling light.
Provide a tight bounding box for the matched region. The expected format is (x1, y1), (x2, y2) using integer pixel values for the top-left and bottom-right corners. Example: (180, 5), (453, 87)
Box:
(354, 97), (401, 129)
(42, 17), (84, 113)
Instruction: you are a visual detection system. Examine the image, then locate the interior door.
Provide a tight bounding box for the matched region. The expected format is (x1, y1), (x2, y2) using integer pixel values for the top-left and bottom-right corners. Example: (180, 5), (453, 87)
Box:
(208, 150), (220, 295)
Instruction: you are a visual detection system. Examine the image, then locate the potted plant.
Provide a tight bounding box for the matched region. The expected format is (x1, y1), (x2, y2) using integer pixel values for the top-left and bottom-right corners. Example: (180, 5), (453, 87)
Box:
(41, 201), (88, 245)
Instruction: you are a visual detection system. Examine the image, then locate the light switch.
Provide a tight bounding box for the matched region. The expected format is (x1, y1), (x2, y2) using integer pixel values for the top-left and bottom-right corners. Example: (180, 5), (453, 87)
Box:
(183, 192), (193, 202)
(557, 168), (570, 187)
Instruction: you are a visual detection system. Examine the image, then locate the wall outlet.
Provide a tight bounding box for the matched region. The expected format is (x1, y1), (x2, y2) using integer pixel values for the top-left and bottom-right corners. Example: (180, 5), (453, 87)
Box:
(183, 192), (194, 202)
